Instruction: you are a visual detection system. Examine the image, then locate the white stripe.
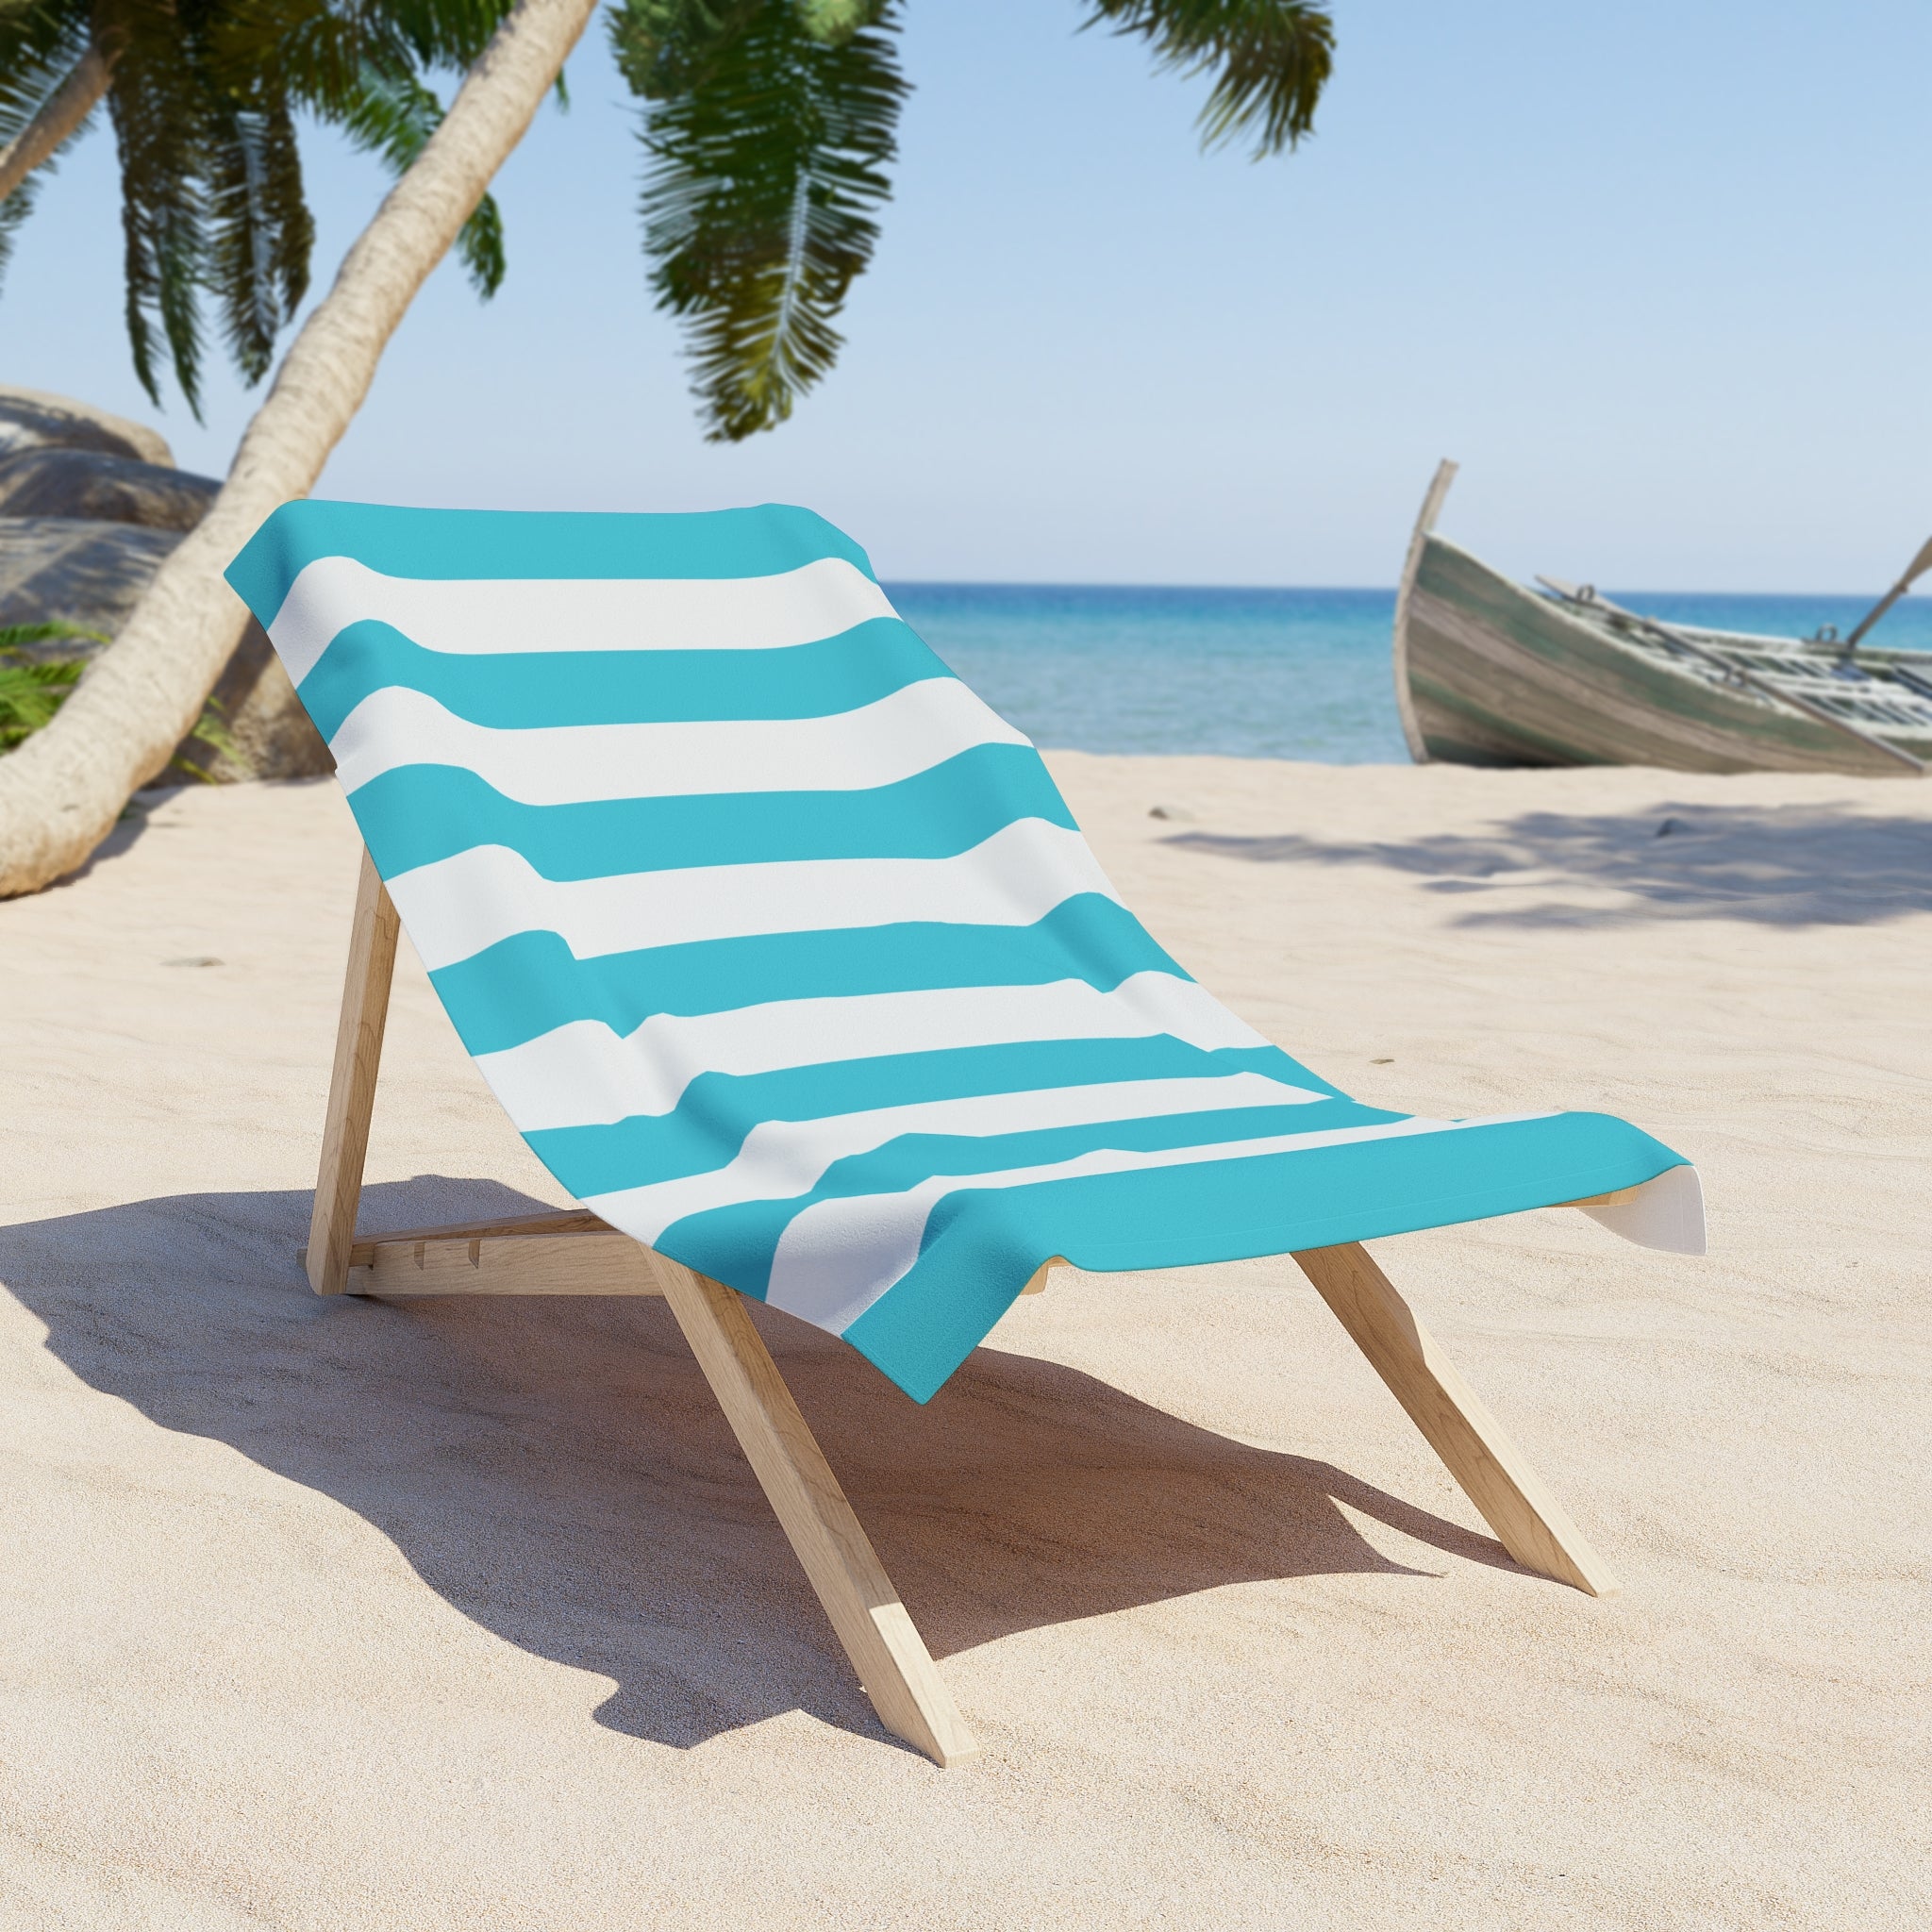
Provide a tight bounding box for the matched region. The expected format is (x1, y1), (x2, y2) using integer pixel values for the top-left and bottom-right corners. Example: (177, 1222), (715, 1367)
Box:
(270, 555), (898, 686)
(391, 818), (1121, 972)
(475, 974), (1272, 1132)
(330, 678), (1026, 806)
(753, 1113), (1556, 1333)
(585, 1073), (1327, 1241)
(1579, 1163), (1706, 1255)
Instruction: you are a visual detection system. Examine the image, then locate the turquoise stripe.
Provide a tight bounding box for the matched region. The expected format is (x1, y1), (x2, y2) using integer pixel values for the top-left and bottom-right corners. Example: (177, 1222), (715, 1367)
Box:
(429, 894), (1198, 1056)
(654, 1101), (1387, 1299)
(353, 746), (1074, 886)
(528, 1039), (1325, 1199)
(841, 1115), (1689, 1401)
(225, 499), (875, 628)
(300, 616), (949, 741)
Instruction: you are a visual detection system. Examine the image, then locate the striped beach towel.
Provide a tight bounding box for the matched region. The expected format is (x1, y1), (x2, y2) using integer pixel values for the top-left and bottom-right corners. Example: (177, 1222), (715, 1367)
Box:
(226, 502), (1703, 1403)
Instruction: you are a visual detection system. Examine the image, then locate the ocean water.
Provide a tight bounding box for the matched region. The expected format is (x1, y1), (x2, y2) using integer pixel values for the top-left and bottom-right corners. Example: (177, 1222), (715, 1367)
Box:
(884, 582), (1932, 764)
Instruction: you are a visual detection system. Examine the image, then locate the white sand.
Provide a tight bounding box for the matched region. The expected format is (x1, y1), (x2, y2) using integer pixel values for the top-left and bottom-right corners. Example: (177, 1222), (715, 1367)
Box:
(1, 758), (1926, 1929)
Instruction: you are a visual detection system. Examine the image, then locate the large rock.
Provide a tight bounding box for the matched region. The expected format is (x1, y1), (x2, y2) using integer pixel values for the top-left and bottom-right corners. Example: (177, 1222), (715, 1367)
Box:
(0, 389), (331, 781)
(0, 385), (174, 468)
(0, 516), (180, 644)
(0, 447), (219, 531)
(0, 515), (332, 783)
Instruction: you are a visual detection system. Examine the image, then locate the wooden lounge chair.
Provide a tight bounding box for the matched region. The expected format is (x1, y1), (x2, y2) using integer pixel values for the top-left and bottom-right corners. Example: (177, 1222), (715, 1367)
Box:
(229, 500), (1705, 1767)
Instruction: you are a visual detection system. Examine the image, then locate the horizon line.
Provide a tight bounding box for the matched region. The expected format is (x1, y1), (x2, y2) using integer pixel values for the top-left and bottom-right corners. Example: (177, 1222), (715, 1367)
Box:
(877, 578), (1917, 602)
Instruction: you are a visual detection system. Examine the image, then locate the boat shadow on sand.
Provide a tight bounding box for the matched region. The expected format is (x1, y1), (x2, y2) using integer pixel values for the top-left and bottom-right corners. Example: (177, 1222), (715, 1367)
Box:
(0, 1178), (1514, 1757)
(1166, 801), (1932, 929)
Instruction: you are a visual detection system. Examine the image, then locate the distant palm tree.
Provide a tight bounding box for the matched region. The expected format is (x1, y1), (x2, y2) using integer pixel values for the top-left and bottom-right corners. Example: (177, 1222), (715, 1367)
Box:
(0, 0), (1334, 894)
(0, 0), (516, 415)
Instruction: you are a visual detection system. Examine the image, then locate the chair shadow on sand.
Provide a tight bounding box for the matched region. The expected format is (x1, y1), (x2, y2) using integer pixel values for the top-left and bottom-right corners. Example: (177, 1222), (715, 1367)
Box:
(0, 1175), (1521, 1755)
(1166, 800), (1932, 929)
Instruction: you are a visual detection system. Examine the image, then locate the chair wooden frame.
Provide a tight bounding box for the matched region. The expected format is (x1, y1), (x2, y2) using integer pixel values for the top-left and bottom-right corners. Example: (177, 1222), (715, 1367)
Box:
(301, 845), (1623, 1767)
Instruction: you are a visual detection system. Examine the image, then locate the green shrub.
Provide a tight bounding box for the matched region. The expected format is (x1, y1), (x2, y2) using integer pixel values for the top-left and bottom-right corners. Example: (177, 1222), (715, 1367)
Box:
(0, 621), (241, 776)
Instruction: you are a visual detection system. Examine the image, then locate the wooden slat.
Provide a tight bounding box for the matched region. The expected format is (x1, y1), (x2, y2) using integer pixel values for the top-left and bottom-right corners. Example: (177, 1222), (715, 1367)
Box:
(1020, 1255), (1065, 1296)
(296, 1207), (611, 1273)
(647, 1253), (978, 1767)
(355, 1230), (661, 1298)
(307, 847), (400, 1296)
(1564, 1185), (1642, 1209)
(1292, 1241), (1619, 1597)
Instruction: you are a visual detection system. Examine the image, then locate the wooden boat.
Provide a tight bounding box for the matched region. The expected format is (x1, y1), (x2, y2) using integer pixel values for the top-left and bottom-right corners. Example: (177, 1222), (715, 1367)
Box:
(1392, 462), (1932, 775)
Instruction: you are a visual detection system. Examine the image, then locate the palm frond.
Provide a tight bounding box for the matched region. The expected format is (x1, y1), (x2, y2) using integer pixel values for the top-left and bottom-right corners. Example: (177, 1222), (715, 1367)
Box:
(0, 2), (95, 294)
(1085, 0), (1334, 158)
(210, 0), (388, 117)
(0, 625), (100, 754)
(611, 0), (764, 96)
(0, 626), (234, 770)
(0, 618), (110, 652)
(104, 7), (213, 414)
(794, 0), (889, 42)
(377, 0), (520, 72)
(0, 4), (94, 142)
(0, 654), (81, 752)
(207, 0), (515, 301)
(612, 0), (908, 441)
(203, 92), (314, 383)
(0, 152), (41, 291)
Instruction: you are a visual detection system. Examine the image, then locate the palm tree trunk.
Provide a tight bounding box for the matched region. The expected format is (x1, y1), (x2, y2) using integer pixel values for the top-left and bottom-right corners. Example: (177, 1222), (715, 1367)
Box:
(0, 0), (599, 895)
(0, 42), (112, 205)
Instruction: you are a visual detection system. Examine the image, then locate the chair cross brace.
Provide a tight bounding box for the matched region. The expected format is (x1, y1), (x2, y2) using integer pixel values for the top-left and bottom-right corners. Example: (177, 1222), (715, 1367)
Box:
(301, 846), (1618, 1767)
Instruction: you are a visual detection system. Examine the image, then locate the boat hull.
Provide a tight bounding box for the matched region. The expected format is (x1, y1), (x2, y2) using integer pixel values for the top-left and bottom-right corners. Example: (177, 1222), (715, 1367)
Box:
(1401, 535), (1924, 776)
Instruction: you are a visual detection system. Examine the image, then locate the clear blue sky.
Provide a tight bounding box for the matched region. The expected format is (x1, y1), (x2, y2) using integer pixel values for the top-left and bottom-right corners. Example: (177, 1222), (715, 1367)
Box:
(9, 0), (1929, 589)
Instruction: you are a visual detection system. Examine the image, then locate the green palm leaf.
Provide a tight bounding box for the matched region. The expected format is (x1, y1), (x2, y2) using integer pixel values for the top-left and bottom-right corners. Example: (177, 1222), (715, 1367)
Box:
(0, 623), (103, 752)
(203, 91), (315, 386)
(0, 1), (94, 293)
(1085, 0), (1334, 158)
(209, 0), (515, 301)
(103, 5), (217, 414)
(0, 655), (81, 752)
(0, 624), (235, 773)
(613, 0), (908, 442)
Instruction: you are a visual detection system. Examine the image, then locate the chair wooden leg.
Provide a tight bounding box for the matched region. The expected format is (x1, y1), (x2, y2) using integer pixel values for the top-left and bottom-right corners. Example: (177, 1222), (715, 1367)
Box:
(647, 1254), (980, 1766)
(308, 846), (400, 1296)
(1292, 1242), (1620, 1596)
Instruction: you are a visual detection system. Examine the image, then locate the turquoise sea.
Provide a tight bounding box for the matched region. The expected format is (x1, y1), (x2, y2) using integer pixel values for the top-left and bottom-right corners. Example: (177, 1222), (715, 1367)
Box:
(885, 584), (1932, 763)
